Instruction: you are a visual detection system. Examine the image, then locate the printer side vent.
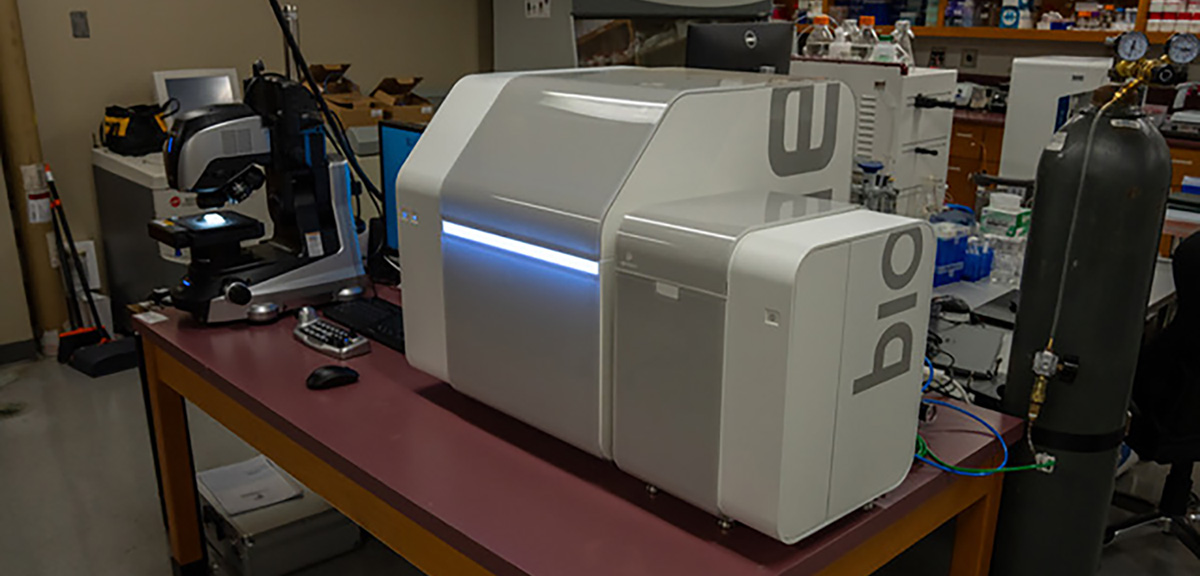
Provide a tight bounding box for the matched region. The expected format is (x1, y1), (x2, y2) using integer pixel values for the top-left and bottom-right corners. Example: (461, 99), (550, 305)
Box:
(856, 94), (877, 158)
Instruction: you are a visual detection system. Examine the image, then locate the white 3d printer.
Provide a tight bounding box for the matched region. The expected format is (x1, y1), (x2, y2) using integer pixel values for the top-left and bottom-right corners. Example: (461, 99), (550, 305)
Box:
(398, 67), (934, 543)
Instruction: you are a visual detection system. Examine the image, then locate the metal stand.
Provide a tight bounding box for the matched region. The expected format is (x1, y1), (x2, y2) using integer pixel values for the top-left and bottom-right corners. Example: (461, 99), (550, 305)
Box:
(1105, 462), (1200, 560)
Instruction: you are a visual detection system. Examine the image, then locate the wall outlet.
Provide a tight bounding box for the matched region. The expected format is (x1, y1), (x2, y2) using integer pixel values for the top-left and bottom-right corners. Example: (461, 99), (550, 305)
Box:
(525, 0), (551, 19)
(962, 49), (979, 69)
(70, 10), (90, 39)
(929, 47), (947, 68)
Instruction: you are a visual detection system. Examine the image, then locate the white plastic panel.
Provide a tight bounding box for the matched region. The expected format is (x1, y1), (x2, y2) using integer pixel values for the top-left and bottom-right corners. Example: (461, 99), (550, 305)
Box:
(718, 231), (804, 533)
(398, 72), (524, 381)
(1000, 57), (1109, 180)
(777, 242), (850, 540)
(828, 222), (932, 520)
(719, 210), (932, 544)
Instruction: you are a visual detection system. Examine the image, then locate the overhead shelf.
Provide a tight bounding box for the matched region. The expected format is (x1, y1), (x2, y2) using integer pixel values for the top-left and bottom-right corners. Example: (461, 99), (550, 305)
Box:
(828, 0), (1159, 44)
(909, 26), (1123, 42)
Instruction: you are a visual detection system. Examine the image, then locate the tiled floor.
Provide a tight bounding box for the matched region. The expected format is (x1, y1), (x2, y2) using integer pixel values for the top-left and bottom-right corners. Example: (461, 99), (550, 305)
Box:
(1, 357), (1197, 575)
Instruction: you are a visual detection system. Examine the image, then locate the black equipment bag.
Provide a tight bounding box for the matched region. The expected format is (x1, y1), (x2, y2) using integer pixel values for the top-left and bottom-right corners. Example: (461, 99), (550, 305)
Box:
(101, 100), (177, 156)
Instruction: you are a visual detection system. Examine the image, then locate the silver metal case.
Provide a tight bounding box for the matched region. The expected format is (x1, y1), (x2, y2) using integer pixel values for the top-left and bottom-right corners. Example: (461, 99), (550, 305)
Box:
(198, 479), (361, 576)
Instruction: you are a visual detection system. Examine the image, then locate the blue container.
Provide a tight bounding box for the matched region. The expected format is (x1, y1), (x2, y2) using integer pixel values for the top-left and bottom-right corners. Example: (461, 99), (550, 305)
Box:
(962, 241), (994, 281)
(933, 220), (970, 287)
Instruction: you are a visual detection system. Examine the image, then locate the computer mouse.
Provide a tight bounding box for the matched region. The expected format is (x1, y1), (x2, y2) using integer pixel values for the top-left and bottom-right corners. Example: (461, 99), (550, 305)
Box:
(306, 365), (359, 390)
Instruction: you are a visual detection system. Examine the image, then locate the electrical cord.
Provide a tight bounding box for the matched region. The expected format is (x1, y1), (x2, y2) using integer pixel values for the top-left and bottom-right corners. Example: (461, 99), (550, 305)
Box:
(916, 433), (1051, 475)
(918, 359), (1053, 476)
(917, 399), (1016, 476)
(383, 254), (403, 273)
(923, 357), (934, 393)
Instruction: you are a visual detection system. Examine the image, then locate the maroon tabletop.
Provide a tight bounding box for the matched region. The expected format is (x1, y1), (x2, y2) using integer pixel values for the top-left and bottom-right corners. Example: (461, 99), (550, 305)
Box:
(138, 295), (1022, 576)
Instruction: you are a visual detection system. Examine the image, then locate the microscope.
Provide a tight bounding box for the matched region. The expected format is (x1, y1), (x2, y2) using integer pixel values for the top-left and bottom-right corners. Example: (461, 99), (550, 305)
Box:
(149, 67), (366, 324)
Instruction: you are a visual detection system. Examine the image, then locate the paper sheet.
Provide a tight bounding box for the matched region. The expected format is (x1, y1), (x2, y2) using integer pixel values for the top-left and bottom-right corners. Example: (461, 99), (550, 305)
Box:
(197, 456), (301, 515)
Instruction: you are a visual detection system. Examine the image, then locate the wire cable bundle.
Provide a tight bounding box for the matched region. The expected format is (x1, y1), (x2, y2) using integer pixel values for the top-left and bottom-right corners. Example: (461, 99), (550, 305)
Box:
(916, 359), (1055, 477)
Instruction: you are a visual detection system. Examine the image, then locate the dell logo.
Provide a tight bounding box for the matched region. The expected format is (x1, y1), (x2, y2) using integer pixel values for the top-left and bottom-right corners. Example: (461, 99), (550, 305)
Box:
(745, 30), (759, 50)
(853, 228), (924, 395)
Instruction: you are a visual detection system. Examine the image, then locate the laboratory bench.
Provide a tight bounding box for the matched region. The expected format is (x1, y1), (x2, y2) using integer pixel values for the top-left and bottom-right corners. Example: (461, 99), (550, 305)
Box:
(136, 287), (1022, 576)
(932, 259), (1177, 403)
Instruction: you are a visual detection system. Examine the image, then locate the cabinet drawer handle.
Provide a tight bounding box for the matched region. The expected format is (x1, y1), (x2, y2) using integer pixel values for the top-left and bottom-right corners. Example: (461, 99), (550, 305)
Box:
(955, 132), (974, 138)
(1173, 158), (1194, 166)
(948, 165), (962, 172)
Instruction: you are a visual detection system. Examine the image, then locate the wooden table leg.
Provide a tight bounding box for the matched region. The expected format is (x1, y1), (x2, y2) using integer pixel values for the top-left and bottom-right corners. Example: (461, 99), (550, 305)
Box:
(949, 468), (1005, 576)
(143, 339), (207, 576)
(817, 456), (1006, 576)
(150, 340), (494, 576)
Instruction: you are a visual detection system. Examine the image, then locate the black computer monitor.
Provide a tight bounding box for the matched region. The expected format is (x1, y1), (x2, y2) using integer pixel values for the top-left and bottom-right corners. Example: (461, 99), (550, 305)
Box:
(686, 22), (794, 74)
(379, 120), (426, 251)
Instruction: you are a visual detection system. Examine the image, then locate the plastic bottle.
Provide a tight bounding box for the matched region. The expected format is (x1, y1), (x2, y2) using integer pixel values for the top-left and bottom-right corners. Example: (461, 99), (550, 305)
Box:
(894, 19), (916, 65)
(1168, 0), (1185, 31)
(962, 0), (977, 26)
(925, 0), (942, 25)
(870, 34), (898, 62)
(944, 0), (959, 26)
(963, 236), (994, 282)
(1150, 1), (1165, 31)
(853, 16), (879, 60)
(829, 20), (856, 59)
(805, 14), (836, 57)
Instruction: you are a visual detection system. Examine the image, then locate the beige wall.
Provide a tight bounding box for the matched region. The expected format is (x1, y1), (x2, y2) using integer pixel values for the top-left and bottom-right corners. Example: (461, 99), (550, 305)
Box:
(0, 159), (34, 347)
(17, 0), (490, 284)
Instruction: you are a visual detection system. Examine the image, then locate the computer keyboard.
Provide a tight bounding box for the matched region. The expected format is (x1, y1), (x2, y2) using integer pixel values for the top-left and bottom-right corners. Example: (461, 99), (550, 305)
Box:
(322, 298), (406, 353)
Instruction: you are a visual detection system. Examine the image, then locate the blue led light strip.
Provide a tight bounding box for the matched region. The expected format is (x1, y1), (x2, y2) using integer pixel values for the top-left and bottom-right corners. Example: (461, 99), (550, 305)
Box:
(442, 221), (599, 276)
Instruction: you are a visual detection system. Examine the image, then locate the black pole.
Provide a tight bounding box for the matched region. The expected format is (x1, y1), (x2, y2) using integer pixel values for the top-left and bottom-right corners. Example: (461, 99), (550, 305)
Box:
(266, 0), (381, 204)
(50, 209), (83, 329)
(45, 166), (108, 339)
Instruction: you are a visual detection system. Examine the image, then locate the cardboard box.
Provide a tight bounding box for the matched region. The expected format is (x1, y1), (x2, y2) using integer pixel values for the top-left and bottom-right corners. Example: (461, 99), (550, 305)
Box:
(980, 206), (1032, 238)
(370, 77), (435, 125)
(306, 66), (435, 127)
(307, 64), (382, 128)
(324, 93), (388, 128)
(308, 64), (359, 95)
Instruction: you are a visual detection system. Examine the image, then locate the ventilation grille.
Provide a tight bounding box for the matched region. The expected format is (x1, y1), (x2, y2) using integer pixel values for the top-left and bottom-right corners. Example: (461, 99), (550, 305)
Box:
(856, 94), (878, 157)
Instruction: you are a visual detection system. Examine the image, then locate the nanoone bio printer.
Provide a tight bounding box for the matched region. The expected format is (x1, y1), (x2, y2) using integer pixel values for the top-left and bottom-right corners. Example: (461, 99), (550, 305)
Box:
(399, 67), (935, 543)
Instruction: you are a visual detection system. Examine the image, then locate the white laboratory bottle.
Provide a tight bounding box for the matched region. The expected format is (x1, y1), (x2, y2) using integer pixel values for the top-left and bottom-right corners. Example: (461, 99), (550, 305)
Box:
(805, 14), (836, 57)
(853, 16), (879, 60)
(894, 19), (916, 66)
(829, 21), (856, 59)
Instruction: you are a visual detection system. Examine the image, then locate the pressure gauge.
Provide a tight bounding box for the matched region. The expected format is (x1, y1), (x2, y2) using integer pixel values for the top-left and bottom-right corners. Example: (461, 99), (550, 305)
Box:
(1167, 33), (1200, 65)
(1115, 31), (1149, 62)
